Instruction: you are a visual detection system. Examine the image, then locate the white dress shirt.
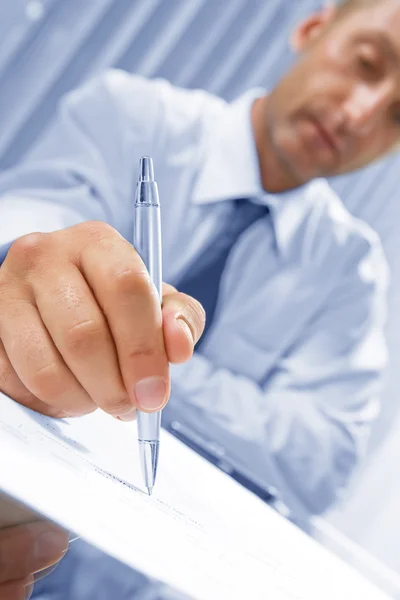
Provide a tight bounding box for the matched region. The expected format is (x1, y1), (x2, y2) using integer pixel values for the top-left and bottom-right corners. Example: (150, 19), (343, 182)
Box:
(0, 70), (389, 519)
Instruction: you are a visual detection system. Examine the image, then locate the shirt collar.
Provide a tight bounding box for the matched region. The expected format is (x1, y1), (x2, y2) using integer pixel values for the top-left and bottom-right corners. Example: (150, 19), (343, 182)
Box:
(192, 88), (266, 206)
(191, 88), (314, 258)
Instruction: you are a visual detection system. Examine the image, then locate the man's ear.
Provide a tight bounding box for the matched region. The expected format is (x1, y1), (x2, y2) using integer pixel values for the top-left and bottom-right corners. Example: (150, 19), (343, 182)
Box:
(290, 3), (337, 52)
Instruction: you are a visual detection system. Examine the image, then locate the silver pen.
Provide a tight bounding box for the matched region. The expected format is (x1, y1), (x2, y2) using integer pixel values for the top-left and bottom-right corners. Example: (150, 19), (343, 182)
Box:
(133, 156), (162, 496)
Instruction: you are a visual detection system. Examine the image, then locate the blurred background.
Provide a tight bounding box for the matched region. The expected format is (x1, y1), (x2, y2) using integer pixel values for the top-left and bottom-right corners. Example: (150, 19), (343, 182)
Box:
(1, 0), (399, 584)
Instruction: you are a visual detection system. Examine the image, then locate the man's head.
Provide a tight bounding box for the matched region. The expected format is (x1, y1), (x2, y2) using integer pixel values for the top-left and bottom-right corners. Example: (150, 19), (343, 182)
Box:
(254, 0), (400, 191)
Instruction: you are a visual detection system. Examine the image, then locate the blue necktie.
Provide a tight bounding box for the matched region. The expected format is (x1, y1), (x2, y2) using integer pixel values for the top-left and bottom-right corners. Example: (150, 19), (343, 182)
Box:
(177, 199), (269, 349)
(168, 199), (275, 506)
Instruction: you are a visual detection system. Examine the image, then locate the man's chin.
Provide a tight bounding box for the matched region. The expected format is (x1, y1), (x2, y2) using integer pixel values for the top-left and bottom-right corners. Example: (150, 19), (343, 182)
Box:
(270, 133), (321, 186)
(278, 153), (318, 186)
(284, 149), (340, 183)
(276, 129), (342, 182)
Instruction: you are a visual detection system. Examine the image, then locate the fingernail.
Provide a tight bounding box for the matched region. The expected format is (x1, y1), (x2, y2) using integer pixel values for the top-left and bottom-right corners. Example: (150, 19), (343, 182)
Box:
(135, 377), (166, 411)
(176, 317), (193, 342)
(23, 575), (34, 600)
(34, 531), (68, 565)
(33, 561), (62, 582)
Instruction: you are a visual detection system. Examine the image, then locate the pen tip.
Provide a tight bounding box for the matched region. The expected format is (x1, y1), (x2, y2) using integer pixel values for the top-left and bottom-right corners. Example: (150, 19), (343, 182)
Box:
(147, 487), (153, 496)
(139, 156), (154, 182)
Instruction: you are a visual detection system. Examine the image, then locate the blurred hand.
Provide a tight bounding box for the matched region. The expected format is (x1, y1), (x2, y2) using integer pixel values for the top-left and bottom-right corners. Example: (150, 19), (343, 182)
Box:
(0, 521), (69, 599)
(0, 221), (205, 420)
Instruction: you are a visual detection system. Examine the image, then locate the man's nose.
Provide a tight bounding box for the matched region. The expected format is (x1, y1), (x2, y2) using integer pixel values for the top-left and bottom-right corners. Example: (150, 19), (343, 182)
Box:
(344, 83), (392, 136)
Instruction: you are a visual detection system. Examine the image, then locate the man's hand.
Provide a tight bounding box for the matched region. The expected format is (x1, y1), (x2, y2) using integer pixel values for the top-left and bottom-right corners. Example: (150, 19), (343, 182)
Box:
(0, 522), (69, 599)
(0, 221), (205, 420)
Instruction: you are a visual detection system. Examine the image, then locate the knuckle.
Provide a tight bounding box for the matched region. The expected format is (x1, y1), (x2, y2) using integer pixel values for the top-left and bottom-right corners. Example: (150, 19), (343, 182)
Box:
(78, 221), (128, 264)
(80, 220), (116, 241)
(63, 318), (106, 355)
(0, 343), (50, 410)
(113, 268), (150, 297)
(7, 232), (49, 269)
(127, 345), (157, 361)
(29, 361), (65, 399)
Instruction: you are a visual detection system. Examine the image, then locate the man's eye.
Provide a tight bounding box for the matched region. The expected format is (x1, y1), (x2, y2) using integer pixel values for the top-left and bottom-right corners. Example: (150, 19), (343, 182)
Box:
(358, 56), (378, 73)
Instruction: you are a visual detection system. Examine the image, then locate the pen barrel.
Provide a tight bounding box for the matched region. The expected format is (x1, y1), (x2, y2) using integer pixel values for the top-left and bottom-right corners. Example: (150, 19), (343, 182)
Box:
(133, 202), (162, 301)
(137, 411), (162, 441)
(134, 178), (162, 446)
(134, 208), (162, 438)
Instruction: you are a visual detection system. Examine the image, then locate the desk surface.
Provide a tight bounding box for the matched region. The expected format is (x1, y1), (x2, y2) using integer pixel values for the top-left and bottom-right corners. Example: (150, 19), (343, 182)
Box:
(0, 392), (391, 600)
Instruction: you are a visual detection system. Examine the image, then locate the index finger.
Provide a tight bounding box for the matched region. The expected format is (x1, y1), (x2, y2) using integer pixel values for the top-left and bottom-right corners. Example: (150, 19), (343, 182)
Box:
(79, 226), (169, 414)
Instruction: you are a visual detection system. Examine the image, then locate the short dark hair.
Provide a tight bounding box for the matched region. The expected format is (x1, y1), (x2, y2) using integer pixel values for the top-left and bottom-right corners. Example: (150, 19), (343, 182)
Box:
(337, 0), (389, 12)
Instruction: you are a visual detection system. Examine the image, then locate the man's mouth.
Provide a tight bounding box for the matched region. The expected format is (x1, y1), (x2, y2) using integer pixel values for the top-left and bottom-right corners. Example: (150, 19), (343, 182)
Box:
(310, 117), (340, 155)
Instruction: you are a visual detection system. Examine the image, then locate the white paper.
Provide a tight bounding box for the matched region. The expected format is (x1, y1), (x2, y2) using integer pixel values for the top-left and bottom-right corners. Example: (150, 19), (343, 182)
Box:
(0, 392), (390, 600)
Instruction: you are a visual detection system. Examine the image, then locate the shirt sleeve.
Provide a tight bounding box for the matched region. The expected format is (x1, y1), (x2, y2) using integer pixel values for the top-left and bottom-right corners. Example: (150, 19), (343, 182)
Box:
(166, 238), (389, 519)
(0, 69), (166, 264)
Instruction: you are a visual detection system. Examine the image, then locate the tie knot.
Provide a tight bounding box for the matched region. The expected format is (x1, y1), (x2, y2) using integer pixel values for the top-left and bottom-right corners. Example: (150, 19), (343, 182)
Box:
(231, 198), (269, 234)
(177, 197), (269, 348)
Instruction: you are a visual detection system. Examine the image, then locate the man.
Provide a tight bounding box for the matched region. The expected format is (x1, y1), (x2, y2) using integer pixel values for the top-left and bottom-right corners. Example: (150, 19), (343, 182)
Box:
(0, 0), (397, 590)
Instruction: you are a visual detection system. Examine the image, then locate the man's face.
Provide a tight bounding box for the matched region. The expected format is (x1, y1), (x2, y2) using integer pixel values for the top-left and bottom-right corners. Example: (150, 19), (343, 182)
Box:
(265, 1), (400, 183)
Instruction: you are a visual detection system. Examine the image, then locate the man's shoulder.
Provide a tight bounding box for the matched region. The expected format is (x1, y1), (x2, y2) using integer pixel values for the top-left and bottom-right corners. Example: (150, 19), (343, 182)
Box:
(304, 178), (384, 259)
(81, 69), (227, 127)
(279, 178), (389, 292)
